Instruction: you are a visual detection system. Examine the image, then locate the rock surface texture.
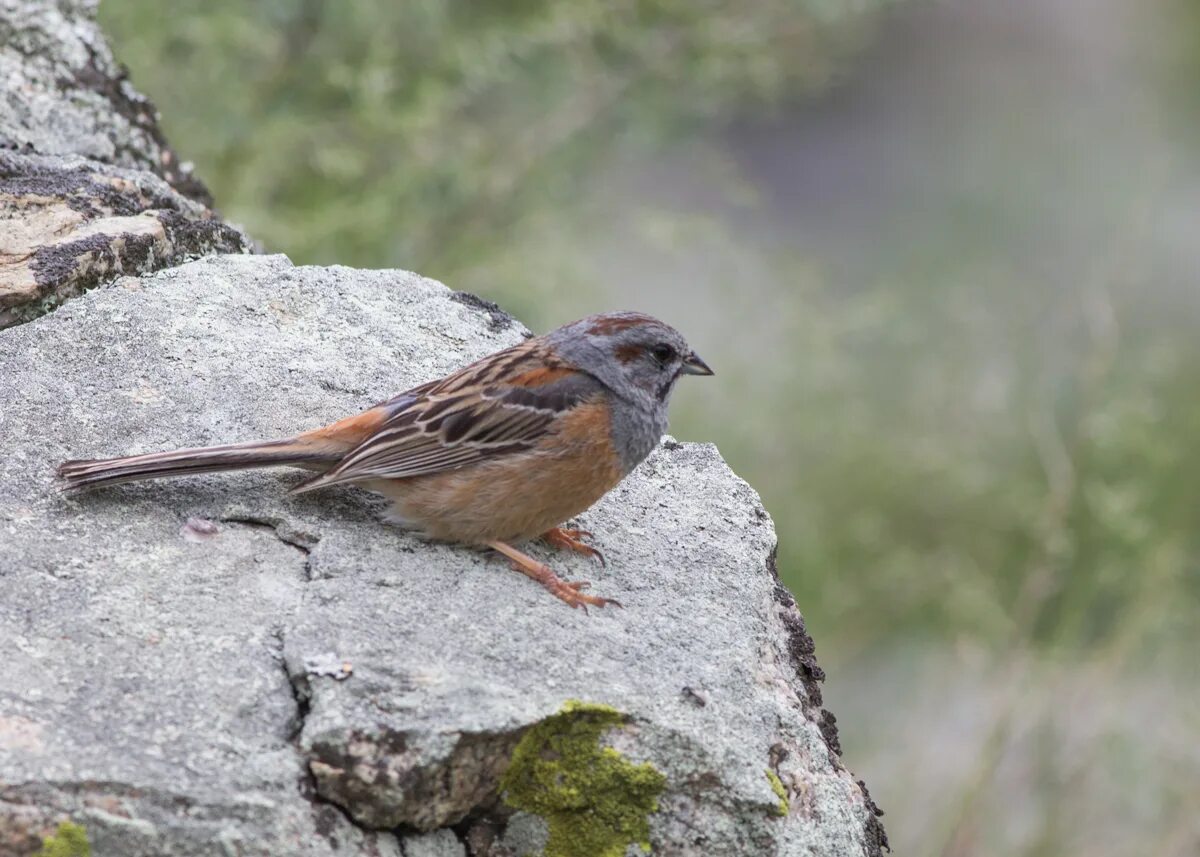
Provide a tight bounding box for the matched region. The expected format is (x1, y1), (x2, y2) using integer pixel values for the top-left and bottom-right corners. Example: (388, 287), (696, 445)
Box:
(0, 0), (208, 192)
(0, 255), (885, 856)
(0, 0), (250, 329)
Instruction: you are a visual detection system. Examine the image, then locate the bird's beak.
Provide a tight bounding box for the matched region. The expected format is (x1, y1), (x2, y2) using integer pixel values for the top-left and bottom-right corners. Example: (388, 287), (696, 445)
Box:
(680, 351), (714, 376)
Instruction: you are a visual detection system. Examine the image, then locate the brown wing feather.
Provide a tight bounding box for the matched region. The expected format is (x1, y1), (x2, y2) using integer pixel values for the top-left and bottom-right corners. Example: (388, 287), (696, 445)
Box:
(291, 340), (602, 492)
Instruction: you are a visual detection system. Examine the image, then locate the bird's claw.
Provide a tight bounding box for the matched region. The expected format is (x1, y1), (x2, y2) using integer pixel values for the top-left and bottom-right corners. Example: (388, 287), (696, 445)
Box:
(543, 526), (607, 567)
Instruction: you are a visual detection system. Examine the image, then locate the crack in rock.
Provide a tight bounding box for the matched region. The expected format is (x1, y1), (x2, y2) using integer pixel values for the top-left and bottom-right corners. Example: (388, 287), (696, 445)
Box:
(273, 628), (381, 849)
(220, 513), (320, 579)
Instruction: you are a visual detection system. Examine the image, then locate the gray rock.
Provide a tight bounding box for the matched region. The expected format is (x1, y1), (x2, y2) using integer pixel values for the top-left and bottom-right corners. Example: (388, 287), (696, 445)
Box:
(0, 150), (252, 329)
(401, 830), (466, 857)
(0, 254), (884, 856)
(0, 0), (207, 198)
(0, 2), (252, 330)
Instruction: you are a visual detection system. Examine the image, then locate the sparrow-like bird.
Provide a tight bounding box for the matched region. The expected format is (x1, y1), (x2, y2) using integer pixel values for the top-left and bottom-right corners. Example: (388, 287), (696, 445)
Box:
(57, 311), (713, 609)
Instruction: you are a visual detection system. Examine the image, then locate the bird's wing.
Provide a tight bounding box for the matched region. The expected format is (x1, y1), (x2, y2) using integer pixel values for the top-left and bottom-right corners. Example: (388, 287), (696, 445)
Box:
(291, 340), (604, 491)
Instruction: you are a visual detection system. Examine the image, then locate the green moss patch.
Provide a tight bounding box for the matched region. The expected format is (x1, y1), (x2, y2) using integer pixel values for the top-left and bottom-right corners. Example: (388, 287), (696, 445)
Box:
(765, 769), (789, 817)
(500, 700), (667, 857)
(34, 821), (90, 857)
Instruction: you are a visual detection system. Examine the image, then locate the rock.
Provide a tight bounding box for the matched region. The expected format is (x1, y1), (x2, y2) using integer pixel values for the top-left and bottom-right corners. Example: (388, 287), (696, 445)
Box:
(0, 151), (251, 329)
(0, 0), (207, 197)
(0, 254), (885, 856)
(400, 830), (466, 857)
(0, 1), (252, 330)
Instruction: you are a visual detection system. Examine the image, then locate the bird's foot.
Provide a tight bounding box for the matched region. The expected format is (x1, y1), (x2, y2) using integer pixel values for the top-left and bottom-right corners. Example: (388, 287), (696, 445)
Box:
(542, 526), (606, 567)
(487, 540), (621, 611)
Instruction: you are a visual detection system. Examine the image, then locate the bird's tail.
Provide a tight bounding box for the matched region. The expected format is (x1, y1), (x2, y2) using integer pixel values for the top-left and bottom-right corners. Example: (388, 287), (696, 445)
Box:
(56, 438), (336, 492)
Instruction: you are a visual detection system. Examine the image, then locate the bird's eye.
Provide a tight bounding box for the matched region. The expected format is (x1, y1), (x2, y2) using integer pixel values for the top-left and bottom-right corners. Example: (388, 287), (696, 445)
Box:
(651, 344), (676, 365)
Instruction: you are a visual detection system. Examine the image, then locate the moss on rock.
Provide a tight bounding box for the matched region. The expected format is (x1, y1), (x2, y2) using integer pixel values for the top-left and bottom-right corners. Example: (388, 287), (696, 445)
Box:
(765, 769), (789, 817)
(500, 700), (667, 857)
(34, 821), (90, 857)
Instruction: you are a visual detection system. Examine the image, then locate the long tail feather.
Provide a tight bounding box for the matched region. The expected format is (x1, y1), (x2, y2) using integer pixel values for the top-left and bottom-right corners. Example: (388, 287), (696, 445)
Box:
(56, 438), (336, 492)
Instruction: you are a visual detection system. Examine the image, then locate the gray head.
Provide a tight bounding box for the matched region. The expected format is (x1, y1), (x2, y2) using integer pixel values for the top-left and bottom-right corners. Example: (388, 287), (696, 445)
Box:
(546, 311), (713, 471)
(544, 309), (710, 468)
(546, 311), (713, 409)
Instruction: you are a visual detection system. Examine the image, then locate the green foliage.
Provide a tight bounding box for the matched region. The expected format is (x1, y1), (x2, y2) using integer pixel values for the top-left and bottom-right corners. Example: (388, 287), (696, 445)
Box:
(500, 700), (666, 857)
(686, 239), (1200, 654)
(99, 0), (874, 298)
(34, 822), (90, 857)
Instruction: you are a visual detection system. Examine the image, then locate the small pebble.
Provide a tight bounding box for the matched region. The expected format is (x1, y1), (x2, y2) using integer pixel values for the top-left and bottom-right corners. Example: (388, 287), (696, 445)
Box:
(181, 517), (219, 543)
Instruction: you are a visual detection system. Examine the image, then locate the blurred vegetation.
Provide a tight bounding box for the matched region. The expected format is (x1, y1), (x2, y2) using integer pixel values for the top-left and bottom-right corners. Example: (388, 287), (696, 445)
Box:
(100, 0), (874, 318)
(750, 231), (1200, 658)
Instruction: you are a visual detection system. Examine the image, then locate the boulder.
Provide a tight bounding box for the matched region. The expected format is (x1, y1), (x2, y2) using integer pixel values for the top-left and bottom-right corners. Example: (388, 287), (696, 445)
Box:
(0, 0), (250, 329)
(0, 0), (208, 194)
(0, 254), (885, 856)
(0, 151), (251, 329)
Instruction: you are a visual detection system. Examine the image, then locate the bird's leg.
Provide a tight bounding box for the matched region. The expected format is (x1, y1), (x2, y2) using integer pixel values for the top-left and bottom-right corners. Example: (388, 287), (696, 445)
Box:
(541, 526), (606, 567)
(487, 540), (620, 611)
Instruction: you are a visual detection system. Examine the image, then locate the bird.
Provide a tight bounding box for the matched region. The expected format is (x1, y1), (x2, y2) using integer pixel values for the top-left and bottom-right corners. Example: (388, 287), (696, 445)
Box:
(57, 311), (714, 610)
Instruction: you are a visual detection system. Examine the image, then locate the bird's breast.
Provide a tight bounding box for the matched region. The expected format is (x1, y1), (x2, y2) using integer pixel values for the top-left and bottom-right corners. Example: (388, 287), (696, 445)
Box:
(377, 398), (626, 544)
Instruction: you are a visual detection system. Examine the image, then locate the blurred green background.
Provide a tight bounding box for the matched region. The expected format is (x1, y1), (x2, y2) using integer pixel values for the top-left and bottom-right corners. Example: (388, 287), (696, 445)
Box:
(99, 0), (1200, 854)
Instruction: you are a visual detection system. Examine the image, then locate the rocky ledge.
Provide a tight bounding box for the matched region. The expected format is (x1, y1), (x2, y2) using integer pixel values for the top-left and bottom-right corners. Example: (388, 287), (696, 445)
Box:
(0, 0), (250, 330)
(0, 255), (885, 856)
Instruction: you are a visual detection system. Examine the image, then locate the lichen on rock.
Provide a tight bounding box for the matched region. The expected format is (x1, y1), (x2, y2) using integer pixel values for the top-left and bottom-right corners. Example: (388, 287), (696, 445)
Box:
(499, 701), (666, 857)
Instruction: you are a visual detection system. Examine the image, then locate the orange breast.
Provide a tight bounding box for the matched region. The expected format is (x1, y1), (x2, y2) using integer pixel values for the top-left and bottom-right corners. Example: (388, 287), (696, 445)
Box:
(376, 399), (625, 544)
